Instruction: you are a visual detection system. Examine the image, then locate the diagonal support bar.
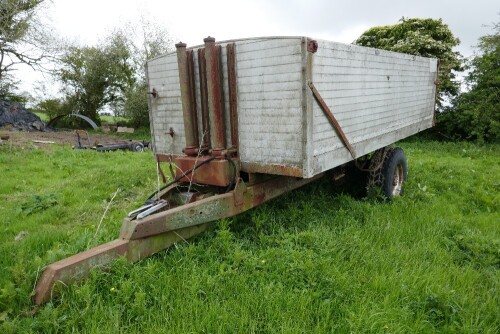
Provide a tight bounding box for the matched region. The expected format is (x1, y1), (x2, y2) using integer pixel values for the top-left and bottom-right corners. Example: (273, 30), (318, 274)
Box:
(308, 81), (356, 159)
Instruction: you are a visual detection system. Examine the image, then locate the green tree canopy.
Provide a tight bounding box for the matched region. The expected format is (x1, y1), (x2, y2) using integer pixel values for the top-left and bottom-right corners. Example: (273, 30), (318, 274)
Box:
(57, 33), (135, 122)
(354, 17), (463, 107)
(437, 21), (499, 142)
(53, 18), (172, 126)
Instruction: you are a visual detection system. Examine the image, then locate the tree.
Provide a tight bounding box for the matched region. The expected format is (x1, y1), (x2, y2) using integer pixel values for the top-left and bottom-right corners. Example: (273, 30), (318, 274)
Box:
(57, 32), (135, 122)
(35, 97), (74, 120)
(354, 17), (464, 107)
(437, 21), (499, 142)
(120, 17), (173, 127)
(55, 18), (172, 126)
(125, 16), (173, 76)
(123, 82), (149, 128)
(0, 0), (53, 97)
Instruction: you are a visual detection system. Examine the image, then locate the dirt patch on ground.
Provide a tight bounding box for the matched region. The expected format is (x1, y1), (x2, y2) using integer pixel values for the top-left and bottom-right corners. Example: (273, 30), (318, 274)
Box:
(0, 130), (134, 150)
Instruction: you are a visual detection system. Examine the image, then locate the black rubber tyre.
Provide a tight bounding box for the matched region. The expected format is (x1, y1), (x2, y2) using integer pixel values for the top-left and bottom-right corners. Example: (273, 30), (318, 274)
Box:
(368, 147), (408, 200)
(131, 142), (144, 152)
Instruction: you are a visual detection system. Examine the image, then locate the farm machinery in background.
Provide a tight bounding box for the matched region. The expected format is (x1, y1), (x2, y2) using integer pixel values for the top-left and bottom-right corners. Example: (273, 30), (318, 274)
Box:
(73, 129), (149, 152)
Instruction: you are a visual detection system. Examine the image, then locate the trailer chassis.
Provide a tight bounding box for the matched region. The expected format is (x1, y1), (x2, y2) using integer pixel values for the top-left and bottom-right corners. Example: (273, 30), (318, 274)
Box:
(34, 172), (323, 304)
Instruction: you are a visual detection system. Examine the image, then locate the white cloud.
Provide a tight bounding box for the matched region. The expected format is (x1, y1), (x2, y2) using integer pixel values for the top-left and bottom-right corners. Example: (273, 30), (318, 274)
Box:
(12, 0), (499, 95)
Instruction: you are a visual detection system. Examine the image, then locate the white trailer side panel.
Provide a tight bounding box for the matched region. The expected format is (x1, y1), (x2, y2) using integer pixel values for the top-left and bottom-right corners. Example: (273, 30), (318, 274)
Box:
(309, 40), (437, 177)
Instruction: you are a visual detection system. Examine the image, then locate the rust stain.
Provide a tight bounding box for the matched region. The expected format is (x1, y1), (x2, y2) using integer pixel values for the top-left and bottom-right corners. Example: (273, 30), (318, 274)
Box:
(204, 37), (226, 152)
(174, 156), (239, 187)
(241, 162), (303, 177)
(198, 48), (211, 147)
(34, 240), (129, 305)
(175, 42), (199, 155)
(307, 39), (318, 53)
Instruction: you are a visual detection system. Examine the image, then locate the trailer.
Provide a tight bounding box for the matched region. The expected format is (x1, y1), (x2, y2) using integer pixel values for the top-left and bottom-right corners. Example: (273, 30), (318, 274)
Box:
(74, 129), (148, 152)
(34, 36), (438, 304)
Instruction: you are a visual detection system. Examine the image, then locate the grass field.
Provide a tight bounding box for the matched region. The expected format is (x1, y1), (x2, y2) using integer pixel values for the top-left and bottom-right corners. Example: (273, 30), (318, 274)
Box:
(99, 115), (129, 125)
(33, 112), (49, 122)
(0, 140), (498, 333)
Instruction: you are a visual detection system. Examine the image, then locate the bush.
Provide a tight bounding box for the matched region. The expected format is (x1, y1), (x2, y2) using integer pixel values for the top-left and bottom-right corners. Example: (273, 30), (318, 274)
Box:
(35, 98), (75, 120)
(434, 22), (499, 143)
(124, 82), (150, 128)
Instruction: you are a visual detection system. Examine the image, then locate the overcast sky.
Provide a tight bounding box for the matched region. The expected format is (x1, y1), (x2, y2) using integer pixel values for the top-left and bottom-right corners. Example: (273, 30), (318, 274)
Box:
(16, 0), (500, 96)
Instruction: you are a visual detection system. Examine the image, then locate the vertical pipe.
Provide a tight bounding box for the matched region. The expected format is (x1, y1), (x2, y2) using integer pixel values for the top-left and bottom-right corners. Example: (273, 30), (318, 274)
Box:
(198, 48), (210, 148)
(187, 50), (199, 145)
(226, 43), (239, 150)
(175, 42), (199, 156)
(204, 36), (226, 155)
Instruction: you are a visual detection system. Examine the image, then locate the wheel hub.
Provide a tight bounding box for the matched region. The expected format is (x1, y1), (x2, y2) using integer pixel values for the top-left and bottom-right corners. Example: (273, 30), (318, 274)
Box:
(392, 163), (404, 196)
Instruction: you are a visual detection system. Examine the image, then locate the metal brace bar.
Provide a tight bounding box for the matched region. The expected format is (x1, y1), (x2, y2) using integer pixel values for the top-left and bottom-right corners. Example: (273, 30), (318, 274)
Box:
(308, 81), (356, 159)
(157, 160), (167, 184)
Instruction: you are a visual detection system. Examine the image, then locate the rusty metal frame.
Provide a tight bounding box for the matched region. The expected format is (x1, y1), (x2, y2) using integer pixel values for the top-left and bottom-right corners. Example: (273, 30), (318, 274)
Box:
(198, 48), (211, 147)
(204, 37), (226, 154)
(158, 154), (302, 179)
(175, 43), (199, 156)
(240, 161), (303, 177)
(156, 153), (180, 163)
(34, 173), (323, 304)
(174, 156), (239, 187)
(157, 160), (167, 183)
(187, 49), (199, 142)
(308, 81), (356, 159)
(34, 224), (208, 305)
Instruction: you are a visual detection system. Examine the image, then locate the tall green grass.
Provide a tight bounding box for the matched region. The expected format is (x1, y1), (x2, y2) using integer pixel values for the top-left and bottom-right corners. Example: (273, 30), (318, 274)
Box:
(99, 115), (129, 125)
(0, 140), (498, 333)
(33, 112), (49, 122)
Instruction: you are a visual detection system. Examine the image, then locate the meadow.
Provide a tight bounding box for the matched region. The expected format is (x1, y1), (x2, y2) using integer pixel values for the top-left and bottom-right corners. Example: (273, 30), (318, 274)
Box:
(0, 139), (498, 333)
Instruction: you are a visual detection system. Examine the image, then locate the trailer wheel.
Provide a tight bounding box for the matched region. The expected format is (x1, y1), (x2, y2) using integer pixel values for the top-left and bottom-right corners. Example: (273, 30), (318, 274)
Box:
(131, 143), (144, 152)
(367, 147), (407, 199)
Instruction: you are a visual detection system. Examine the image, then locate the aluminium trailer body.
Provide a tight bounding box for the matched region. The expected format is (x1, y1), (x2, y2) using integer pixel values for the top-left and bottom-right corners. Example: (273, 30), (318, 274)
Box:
(148, 36), (437, 179)
(34, 36), (438, 304)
